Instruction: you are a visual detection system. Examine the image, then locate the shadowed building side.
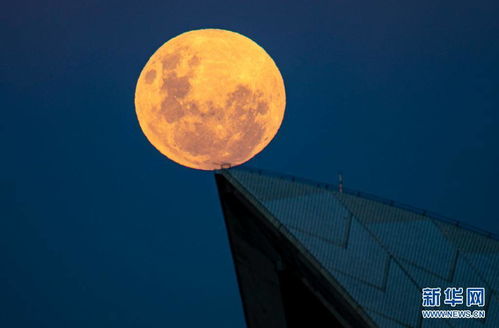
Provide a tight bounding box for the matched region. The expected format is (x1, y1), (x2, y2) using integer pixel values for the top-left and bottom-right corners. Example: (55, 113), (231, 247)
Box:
(215, 167), (499, 328)
(215, 172), (375, 328)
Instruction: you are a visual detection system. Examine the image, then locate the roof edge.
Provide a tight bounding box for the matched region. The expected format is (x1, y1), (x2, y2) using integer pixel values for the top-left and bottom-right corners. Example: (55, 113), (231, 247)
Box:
(216, 166), (498, 241)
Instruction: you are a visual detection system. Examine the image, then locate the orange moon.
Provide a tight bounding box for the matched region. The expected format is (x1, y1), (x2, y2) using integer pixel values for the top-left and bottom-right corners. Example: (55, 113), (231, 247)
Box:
(134, 29), (286, 170)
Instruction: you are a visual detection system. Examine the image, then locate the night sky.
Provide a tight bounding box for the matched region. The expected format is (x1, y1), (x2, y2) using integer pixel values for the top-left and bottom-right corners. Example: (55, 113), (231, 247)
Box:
(1, 0), (499, 327)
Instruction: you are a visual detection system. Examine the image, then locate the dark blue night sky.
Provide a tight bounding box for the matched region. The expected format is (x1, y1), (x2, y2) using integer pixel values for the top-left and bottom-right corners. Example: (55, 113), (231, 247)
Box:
(1, 0), (498, 327)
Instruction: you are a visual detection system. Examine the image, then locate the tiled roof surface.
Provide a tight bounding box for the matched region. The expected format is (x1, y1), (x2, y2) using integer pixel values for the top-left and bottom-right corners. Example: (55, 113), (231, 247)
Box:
(223, 167), (499, 327)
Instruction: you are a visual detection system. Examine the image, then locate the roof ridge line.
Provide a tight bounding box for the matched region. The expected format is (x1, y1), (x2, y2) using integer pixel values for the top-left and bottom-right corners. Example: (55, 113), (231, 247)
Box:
(219, 166), (499, 242)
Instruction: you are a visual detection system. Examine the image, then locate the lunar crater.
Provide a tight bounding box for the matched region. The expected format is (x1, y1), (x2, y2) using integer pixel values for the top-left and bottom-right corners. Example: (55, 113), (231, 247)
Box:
(161, 52), (181, 71)
(145, 70), (156, 84)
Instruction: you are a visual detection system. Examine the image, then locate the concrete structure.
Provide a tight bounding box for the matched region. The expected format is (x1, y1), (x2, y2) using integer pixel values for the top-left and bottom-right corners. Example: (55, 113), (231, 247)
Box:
(215, 167), (499, 327)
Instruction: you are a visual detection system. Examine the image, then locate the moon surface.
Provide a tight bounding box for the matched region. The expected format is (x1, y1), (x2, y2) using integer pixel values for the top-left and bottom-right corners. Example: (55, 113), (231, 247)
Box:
(135, 29), (286, 170)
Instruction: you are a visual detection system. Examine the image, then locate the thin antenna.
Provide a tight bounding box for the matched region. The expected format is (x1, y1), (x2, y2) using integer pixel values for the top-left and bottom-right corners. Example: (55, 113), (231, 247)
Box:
(338, 172), (343, 193)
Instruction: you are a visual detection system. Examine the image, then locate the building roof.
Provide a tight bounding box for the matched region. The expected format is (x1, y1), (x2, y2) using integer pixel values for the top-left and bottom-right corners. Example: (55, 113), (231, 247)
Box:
(217, 167), (499, 327)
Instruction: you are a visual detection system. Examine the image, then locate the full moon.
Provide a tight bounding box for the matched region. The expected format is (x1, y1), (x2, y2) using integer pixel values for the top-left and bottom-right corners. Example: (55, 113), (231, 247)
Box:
(135, 29), (286, 170)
